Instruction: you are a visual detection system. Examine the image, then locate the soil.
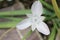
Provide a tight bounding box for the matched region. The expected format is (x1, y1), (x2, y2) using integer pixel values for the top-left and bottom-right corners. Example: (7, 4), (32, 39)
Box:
(0, 29), (41, 40)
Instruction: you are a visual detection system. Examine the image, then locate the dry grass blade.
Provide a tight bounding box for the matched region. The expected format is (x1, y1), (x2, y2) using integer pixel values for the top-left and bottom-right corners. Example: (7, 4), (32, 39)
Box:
(0, 27), (14, 40)
(16, 29), (23, 40)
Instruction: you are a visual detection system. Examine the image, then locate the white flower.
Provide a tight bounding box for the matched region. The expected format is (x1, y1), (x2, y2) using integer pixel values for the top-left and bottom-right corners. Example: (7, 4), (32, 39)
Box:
(16, 0), (50, 35)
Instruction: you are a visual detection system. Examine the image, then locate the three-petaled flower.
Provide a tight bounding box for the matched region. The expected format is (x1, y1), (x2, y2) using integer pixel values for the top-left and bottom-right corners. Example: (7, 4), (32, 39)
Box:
(16, 0), (50, 35)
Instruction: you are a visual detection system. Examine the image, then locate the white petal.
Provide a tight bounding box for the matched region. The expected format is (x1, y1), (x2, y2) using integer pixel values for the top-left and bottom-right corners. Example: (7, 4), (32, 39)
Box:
(31, 23), (36, 31)
(39, 16), (45, 21)
(31, 1), (43, 16)
(16, 18), (32, 30)
(36, 22), (50, 35)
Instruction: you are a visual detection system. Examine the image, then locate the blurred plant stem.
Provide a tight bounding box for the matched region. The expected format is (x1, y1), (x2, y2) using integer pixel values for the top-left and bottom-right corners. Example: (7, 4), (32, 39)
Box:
(56, 29), (60, 40)
(22, 30), (32, 40)
(48, 19), (57, 40)
(16, 29), (24, 40)
(0, 27), (14, 40)
(51, 0), (60, 19)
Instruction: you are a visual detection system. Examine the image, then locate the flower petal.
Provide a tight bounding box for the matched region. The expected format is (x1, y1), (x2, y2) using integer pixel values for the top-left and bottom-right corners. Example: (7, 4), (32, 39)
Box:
(36, 22), (50, 35)
(16, 18), (32, 30)
(31, 1), (43, 16)
(31, 23), (36, 31)
(39, 16), (45, 21)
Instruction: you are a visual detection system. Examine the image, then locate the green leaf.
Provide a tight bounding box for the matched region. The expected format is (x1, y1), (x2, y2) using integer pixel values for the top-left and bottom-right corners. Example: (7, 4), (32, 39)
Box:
(43, 8), (56, 21)
(0, 17), (24, 28)
(48, 20), (57, 40)
(43, 8), (54, 16)
(0, 9), (31, 16)
(40, 0), (53, 10)
(55, 19), (60, 28)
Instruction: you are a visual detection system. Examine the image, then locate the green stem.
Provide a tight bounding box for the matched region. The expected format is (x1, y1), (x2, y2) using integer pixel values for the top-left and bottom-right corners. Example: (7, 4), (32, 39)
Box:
(51, 0), (60, 19)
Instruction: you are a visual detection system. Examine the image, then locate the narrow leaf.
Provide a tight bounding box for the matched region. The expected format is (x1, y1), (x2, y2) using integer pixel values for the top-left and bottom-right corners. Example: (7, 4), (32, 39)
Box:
(48, 20), (57, 40)
(52, 0), (60, 19)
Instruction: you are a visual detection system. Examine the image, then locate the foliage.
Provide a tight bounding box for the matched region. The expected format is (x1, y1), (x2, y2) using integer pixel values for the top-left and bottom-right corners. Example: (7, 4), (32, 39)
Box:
(0, 0), (60, 40)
